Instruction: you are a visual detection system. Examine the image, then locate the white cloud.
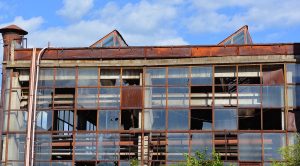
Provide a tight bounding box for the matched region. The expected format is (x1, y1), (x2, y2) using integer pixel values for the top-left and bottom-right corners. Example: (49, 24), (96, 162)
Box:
(57, 0), (94, 20)
(0, 16), (43, 31)
(187, 0), (300, 33)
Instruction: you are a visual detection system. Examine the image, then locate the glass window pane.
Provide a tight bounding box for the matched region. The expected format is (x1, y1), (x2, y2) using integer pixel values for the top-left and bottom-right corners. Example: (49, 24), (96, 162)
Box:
(168, 110), (188, 130)
(144, 109), (166, 130)
(190, 133), (213, 154)
(7, 134), (25, 161)
(214, 86), (237, 106)
(191, 66), (212, 85)
(77, 88), (98, 108)
(287, 64), (300, 83)
(98, 134), (120, 160)
(288, 85), (300, 107)
(145, 68), (166, 86)
(37, 89), (53, 109)
(99, 110), (119, 130)
(262, 86), (284, 107)
(38, 68), (54, 87)
(34, 134), (51, 161)
(34, 162), (51, 166)
(214, 109), (237, 130)
(263, 133), (286, 161)
(36, 111), (52, 131)
(239, 133), (262, 161)
(75, 133), (97, 160)
(78, 68), (98, 86)
(100, 88), (120, 108)
(55, 68), (75, 87)
(168, 87), (189, 108)
(167, 133), (189, 161)
(238, 86), (261, 107)
(145, 87), (166, 108)
(1, 135), (6, 162)
(168, 67), (189, 86)
(8, 111), (27, 131)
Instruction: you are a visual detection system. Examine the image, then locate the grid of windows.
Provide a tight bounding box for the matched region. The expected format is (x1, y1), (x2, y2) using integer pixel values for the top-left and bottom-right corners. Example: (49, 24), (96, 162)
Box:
(1, 64), (299, 165)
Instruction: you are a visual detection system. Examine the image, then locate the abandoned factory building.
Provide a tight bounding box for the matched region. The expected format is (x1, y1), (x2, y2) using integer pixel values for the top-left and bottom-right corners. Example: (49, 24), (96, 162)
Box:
(0, 24), (299, 166)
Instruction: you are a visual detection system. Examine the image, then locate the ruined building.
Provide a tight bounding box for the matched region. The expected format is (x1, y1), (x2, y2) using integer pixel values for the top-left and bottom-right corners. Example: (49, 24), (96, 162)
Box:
(0, 24), (299, 166)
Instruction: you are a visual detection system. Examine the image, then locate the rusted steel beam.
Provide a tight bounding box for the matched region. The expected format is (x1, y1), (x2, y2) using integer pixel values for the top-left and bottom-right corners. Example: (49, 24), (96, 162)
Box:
(13, 44), (299, 61)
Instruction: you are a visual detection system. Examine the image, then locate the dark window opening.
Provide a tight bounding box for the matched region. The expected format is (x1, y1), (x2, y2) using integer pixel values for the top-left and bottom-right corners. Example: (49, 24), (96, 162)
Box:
(215, 85), (237, 93)
(120, 133), (139, 160)
(214, 66), (236, 85)
(263, 109), (283, 130)
(190, 109), (212, 130)
(191, 86), (212, 93)
(54, 88), (75, 108)
(53, 110), (74, 131)
(100, 69), (120, 86)
(121, 110), (140, 130)
(75, 162), (96, 166)
(238, 77), (260, 84)
(238, 109), (261, 130)
(149, 133), (166, 162)
(122, 69), (142, 86)
(52, 134), (73, 160)
(214, 133), (238, 161)
(77, 110), (97, 131)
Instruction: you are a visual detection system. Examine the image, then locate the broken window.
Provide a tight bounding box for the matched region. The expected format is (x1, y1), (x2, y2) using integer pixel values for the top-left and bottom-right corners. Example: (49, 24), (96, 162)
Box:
(149, 133), (166, 164)
(121, 109), (141, 130)
(190, 109), (212, 130)
(78, 68), (98, 87)
(98, 110), (119, 130)
(122, 69), (142, 86)
(76, 110), (97, 131)
(145, 68), (166, 86)
(53, 110), (74, 132)
(168, 110), (188, 130)
(191, 86), (213, 107)
(36, 111), (52, 131)
(120, 133), (139, 160)
(238, 109), (261, 130)
(239, 133), (262, 161)
(215, 66), (237, 85)
(214, 133), (238, 160)
(100, 69), (120, 86)
(214, 86), (237, 107)
(168, 67), (189, 86)
(262, 65), (284, 85)
(144, 109), (166, 130)
(54, 88), (75, 108)
(263, 109), (284, 130)
(214, 109), (237, 130)
(238, 66), (260, 84)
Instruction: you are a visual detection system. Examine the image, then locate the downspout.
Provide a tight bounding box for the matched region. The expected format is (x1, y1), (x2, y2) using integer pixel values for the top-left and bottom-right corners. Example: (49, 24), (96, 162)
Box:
(30, 47), (48, 165)
(24, 47), (47, 166)
(25, 48), (37, 166)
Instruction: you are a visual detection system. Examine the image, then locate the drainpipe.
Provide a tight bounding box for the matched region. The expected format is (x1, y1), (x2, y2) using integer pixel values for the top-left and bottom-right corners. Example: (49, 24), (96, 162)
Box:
(25, 47), (47, 166)
(25, 48), (37, 166)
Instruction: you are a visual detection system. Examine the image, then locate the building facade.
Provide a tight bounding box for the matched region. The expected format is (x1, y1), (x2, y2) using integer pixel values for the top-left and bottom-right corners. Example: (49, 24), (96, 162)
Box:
(0, 25), (299, 166)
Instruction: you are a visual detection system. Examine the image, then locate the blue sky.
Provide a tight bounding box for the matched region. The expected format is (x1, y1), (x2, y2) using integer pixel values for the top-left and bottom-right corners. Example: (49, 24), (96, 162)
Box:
(1, 0), (300, 48)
